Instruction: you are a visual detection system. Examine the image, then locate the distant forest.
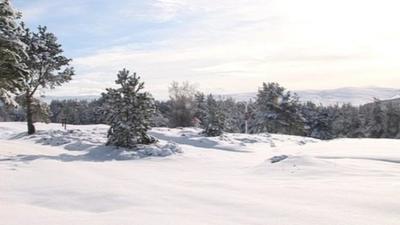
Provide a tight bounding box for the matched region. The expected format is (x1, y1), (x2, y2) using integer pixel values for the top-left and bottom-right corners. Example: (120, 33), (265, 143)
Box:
(1, 81), (399, 140)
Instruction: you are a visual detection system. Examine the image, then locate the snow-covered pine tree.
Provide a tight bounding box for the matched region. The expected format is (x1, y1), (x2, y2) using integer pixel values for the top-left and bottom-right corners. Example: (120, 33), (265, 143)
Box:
(204, 94), (225, 137)
(0, 0), (27, 105)
(253, 82), (304, 135)
(305, 105), (336, 140)
(19, 25), (74, 134)
(101, 69), (156, 148)
(368, 100), (386, 138)
(253, 82), (283, 133)
(385, 103), (400, 138)
(194, 92), (207, 128)
(278, 92), (305, 135)
(331, 104), (362, 138)
(220, 98), (243, 133)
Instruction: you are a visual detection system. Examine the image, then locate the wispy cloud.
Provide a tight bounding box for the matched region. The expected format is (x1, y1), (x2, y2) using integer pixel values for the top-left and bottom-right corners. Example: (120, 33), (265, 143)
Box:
(14, 0), (400, 98)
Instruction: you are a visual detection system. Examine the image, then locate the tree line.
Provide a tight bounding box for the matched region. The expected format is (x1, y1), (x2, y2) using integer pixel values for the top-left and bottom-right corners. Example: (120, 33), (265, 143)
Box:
(2, 79), (400, 140)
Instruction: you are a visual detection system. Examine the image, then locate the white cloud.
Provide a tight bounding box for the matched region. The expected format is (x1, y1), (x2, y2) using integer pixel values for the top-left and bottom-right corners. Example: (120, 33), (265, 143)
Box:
(45, 0), (400, 98)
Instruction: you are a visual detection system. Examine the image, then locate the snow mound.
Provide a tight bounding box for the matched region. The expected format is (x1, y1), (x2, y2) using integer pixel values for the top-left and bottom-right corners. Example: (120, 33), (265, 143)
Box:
(150, 127), (319, 153)
(269, 155), (289, 163)
(21, 128), (107, 148)
(3, 124), (183, 161)
(255, 155), (338, 175)
(111, 142), (184, 160)
(136, 142), (183, 157)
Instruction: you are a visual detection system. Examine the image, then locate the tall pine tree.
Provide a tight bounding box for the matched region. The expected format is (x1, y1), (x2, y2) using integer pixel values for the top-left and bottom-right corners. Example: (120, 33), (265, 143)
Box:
(19, 25), (74, 134)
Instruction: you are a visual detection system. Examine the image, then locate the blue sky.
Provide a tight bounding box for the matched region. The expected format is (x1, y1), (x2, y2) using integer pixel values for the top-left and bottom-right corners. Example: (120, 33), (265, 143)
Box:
(13, 0), (400, 99)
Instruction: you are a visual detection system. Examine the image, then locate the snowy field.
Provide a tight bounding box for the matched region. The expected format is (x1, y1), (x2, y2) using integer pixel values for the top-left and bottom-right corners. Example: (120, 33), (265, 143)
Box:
(0, 122), (399, 225)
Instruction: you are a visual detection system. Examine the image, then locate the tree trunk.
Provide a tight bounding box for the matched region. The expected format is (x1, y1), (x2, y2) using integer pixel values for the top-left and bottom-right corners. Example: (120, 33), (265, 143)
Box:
(26, 95), (35, 135)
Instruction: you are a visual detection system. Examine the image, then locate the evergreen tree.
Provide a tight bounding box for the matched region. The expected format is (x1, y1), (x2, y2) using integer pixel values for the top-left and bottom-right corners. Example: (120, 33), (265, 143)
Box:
(221, 98), (244, 133)
(253, 82), (304, 135)
(19, 25), (74, 134)
(194, 92), (207, 128)
(300, 101), (319, 136)
(204, 94), (225, 137)
(368, 100), (385, 138)
(331, 104), (362, 138)
(279, 92), (305, 135)
(101, 69), (156, 148)
(253, 82), (283, 133)
(0, 0), (26, 104)
(385, 103), (400, 138)
(311, 106), (336, 140)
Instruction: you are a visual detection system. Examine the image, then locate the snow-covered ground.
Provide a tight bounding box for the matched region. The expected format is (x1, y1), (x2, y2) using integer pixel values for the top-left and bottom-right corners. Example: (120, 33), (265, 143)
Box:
(1, 122), (399, 225)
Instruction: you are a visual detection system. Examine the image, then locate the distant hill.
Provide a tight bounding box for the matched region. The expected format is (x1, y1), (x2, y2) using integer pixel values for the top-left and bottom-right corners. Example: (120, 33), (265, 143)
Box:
(41, 95), (100, 103)
(225, 87), (400, 106)
(42, 87), (400, 106)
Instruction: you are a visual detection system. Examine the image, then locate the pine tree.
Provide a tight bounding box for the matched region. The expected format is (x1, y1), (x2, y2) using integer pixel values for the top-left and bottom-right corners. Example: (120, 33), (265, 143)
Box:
(385, 103), (400, 138)
(253, 82), (304, 135)
(19, 25), (74, 134)
(101, 69), (156, 148)
(331, 104), (362, 138)
(253, 82), (283, 133)
(279, 92), (305, 135)
(204, 94), (225, 137)
(0, 0), (27, 104)
(194, 92), (207, 128)
(368, 100), (385, 138)
(221, 98), (243, 133)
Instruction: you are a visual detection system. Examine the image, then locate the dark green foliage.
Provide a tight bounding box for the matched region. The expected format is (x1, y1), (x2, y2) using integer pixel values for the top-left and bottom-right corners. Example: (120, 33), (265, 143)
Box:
(49, 98), (104, 125)
(101, 69), (156, 148)
(253, 82), (305, 135)
(0, 0), (26, 104)
(194, 92), (207, 127)
(204, 94), (225, 137)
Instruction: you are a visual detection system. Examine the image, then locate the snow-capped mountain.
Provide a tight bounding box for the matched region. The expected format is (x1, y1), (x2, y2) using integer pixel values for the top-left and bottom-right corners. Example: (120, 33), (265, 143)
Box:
(225, 87), (400, 106)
